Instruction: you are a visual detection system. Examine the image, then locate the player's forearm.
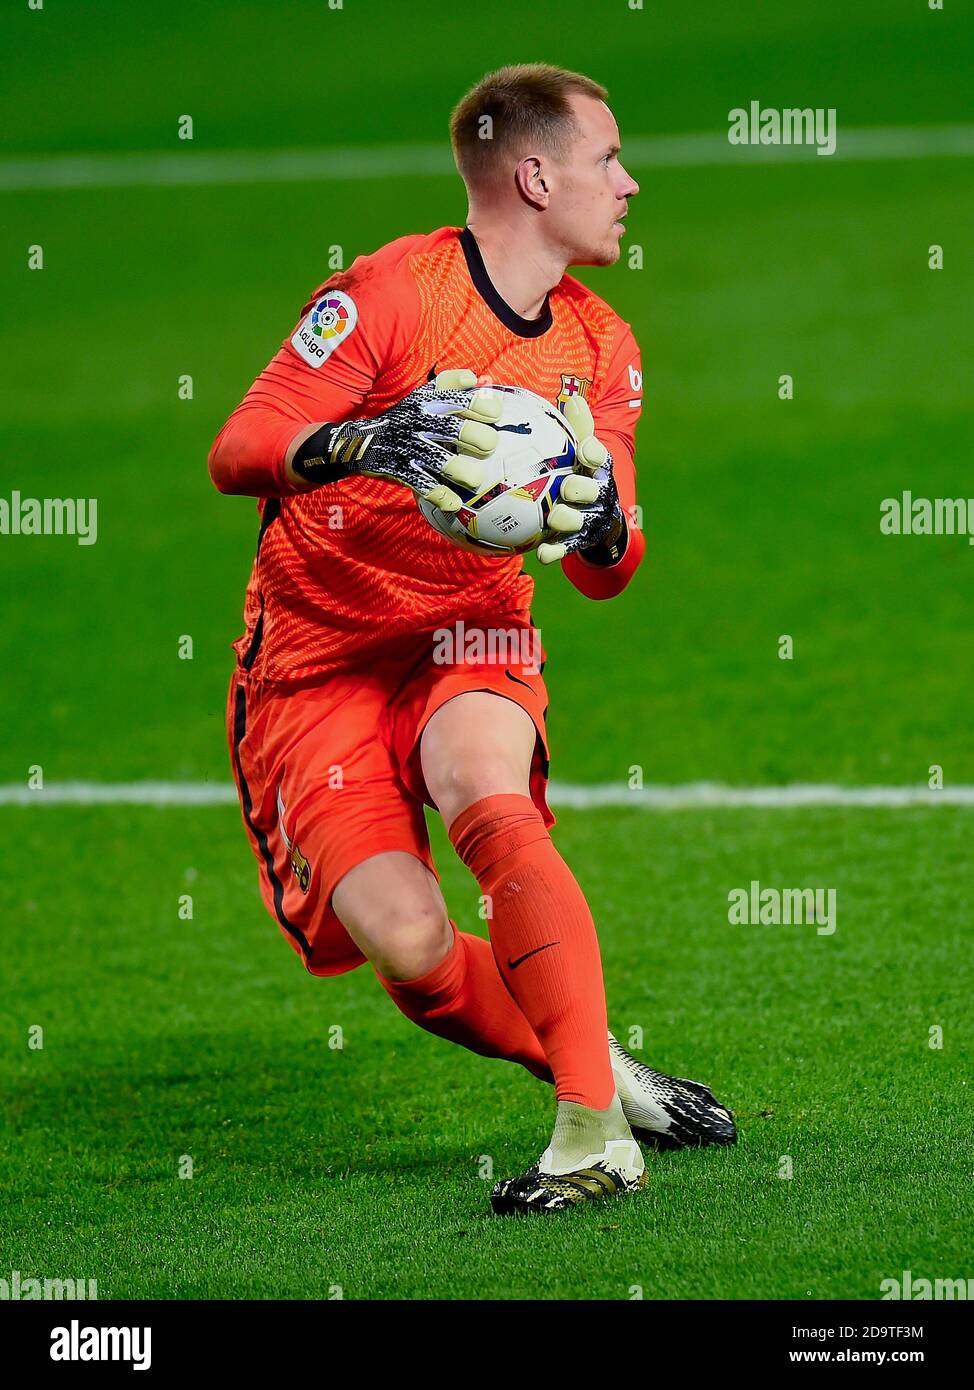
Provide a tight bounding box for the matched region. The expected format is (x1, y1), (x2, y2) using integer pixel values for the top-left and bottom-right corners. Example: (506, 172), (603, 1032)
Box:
(562, 520), (645, 599)
(208, 410), (320, 497)
(561, 444), (645, 599)
(211, 369), (496, 501)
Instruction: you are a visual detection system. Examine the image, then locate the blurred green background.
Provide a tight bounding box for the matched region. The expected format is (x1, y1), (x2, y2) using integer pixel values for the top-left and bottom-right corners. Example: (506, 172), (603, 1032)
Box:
(2, 0), (972, 787)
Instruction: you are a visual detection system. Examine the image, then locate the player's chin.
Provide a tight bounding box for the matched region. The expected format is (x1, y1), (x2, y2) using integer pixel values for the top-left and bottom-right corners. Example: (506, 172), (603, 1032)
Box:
(576, 239), (622, 268)
(595, 239), (623, 267)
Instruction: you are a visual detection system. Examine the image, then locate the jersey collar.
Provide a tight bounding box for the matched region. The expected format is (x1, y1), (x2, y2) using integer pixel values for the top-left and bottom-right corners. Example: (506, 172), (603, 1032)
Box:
(459, 226), (553, 339)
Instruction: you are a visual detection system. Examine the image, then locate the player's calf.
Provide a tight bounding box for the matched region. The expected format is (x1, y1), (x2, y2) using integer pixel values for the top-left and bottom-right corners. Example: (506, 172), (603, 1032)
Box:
(332, 849), (552, 1082)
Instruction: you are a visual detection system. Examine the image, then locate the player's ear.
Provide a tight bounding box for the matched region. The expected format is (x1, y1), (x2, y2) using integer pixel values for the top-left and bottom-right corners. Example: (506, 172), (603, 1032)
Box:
(515, 155), (549, 210)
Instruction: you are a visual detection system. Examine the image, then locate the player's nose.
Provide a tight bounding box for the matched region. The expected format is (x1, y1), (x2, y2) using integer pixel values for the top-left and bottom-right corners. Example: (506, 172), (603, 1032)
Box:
(618, 164), (639, 198)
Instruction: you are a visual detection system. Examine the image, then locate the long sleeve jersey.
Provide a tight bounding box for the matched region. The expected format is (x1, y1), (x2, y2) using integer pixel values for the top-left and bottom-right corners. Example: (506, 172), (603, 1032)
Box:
(209, 225), (645, 688)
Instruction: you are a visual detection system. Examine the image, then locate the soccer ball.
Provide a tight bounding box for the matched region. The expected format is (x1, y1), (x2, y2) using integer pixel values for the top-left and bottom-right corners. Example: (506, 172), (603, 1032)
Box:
(417, 385), (578, 554)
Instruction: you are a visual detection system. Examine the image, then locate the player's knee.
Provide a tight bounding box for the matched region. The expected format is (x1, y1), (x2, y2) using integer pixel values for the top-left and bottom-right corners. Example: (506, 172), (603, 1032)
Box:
(333, 853), (452, 980)
(371, 900), (453, 981)
(426, 752), (531, 828)
(335, 885), (450, 981)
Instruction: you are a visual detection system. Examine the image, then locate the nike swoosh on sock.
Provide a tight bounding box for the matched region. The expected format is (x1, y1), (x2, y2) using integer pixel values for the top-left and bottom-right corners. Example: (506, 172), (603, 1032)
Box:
(508, 941), (560, 970)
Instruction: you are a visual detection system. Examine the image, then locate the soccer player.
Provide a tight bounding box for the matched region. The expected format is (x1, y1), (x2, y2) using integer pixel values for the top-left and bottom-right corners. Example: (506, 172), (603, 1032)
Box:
(208, 64), (734, 1215)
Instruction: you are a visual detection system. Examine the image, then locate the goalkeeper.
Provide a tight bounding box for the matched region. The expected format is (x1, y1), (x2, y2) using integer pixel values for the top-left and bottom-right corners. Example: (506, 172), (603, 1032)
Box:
(209, 63), (734, 1215)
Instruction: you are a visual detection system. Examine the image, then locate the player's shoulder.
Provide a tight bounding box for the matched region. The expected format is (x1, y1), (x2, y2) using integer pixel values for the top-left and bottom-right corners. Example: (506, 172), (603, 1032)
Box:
(289, 229), (458, 370)
(304, 227), (458, 309)
(554, 271), (638, 349)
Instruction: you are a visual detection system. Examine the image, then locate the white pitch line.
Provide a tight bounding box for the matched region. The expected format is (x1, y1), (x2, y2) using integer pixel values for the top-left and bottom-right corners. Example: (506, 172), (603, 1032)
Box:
(549, 782), (974, 809)
(0, 782), (972, 809)
(1, 124), (972, 193)
(0, 782), (239, 807)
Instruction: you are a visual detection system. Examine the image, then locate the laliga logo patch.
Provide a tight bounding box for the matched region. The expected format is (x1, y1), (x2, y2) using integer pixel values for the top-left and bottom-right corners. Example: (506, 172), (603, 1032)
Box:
(291, 289), (358, 367)
(311, 296), (350, 341)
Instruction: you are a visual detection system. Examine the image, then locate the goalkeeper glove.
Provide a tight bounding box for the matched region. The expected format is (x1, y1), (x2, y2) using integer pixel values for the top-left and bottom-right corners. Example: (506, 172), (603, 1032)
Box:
(536, 397), (629, 566)
(289, 369), (500, 511)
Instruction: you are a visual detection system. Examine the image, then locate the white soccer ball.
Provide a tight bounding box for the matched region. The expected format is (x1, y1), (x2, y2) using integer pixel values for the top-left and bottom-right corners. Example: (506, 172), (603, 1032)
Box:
(417, 385), (579, 554)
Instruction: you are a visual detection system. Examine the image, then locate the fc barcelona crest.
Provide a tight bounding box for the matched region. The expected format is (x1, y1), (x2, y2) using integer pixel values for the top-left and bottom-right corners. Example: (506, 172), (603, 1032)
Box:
(276, 785), (311, 894)
(557, 373), (591, 410)
(289, 843), (311, 895)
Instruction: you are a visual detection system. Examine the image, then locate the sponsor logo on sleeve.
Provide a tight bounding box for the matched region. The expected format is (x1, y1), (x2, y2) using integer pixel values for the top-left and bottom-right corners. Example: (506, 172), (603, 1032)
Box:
(291, 289), (358, 367)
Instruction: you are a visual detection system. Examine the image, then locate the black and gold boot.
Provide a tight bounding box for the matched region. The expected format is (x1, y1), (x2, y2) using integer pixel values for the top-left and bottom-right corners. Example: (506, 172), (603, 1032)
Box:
(490, 1139), (647, 1215)
(491, 1096), (647, 1215)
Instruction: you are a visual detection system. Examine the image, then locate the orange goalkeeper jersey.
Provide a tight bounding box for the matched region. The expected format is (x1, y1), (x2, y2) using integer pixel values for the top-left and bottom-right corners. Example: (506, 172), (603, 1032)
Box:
(209, 225), (645, 688)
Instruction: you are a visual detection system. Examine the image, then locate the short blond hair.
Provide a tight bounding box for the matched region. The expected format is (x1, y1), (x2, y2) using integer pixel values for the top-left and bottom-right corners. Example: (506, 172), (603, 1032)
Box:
(450, 63), (608, 188)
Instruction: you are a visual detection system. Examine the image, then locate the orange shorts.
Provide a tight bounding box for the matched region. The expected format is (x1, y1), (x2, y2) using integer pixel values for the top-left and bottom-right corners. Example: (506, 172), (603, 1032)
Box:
(227, 627), (553, 976)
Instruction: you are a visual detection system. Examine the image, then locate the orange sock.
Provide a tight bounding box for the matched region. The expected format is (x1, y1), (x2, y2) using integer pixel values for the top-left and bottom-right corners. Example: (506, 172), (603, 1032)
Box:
(449, 793), (615, 1109)
(375, 925), (553, 1083)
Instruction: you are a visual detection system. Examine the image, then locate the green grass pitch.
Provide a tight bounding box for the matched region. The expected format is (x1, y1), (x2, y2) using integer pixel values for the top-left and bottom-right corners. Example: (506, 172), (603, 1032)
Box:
(2, 806), (971, 1299)
(1, 0), (972, 1299)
